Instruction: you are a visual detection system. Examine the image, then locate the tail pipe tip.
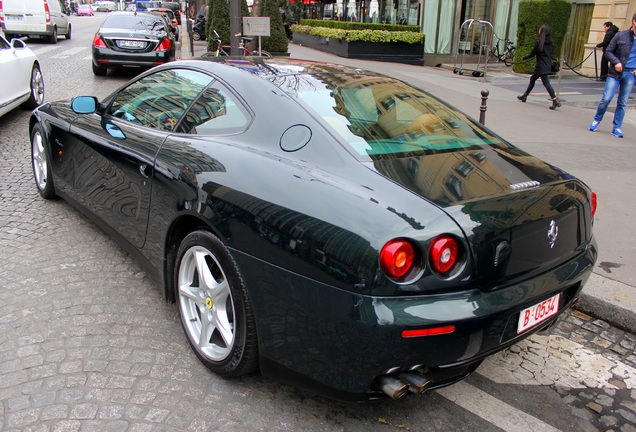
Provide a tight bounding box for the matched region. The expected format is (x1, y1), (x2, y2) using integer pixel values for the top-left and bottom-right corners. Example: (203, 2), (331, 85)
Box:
(399, 371), (433, 394)
(374, 375), (410, 400)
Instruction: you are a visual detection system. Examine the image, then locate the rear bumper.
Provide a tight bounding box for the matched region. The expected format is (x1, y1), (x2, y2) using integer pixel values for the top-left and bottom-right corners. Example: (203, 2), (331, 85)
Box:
(92, 48), (175, 70)
(232, 239), (597, 400)
(1, 23), (55, 36)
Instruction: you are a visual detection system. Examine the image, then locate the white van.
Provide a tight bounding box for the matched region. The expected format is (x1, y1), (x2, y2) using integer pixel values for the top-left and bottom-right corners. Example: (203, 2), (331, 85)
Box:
(0, 0), (72, 44)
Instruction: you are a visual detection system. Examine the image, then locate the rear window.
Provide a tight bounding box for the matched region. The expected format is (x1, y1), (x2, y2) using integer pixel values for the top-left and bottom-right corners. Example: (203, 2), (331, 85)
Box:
(282, 73), (506, 160)
(102, 13), (166, 32)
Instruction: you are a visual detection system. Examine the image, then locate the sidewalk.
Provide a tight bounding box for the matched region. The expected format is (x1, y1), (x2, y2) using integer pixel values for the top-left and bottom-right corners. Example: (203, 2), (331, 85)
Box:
(182, 35), (636, 334)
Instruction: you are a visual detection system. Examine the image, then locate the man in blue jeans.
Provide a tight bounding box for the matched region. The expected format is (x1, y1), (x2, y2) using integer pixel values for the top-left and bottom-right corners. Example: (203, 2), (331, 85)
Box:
(589, 13), (636, 138)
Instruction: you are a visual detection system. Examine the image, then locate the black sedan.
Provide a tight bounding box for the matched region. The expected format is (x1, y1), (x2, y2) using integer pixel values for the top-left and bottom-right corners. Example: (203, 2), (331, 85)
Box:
(29, 57), (598, 401)
(91, 11), (176, 76)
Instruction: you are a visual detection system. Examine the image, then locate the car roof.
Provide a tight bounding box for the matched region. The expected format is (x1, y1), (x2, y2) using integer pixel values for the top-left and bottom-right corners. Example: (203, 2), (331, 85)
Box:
(197, 56), (374, 80)
(102, 10), (166, 22)
(147, 7), (174, 16)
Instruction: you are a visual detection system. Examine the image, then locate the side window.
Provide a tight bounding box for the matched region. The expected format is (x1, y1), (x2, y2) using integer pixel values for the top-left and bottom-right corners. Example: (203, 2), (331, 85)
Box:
(177, 85), (250, 135)
(108, 69), (213, 131)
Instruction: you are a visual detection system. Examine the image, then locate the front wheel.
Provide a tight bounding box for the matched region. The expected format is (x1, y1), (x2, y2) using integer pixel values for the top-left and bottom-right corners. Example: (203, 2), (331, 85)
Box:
(192, 31), (201, 41)
(22, 63), (44, 109)
(504, 51), (515, 67)
(175, 231), (259, 377)
(254, 50), (272, 57)
(31, 123), (57, 199)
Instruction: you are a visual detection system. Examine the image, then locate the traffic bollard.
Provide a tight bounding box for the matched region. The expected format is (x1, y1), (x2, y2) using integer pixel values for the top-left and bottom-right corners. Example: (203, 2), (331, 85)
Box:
(479, 89), (489, 125)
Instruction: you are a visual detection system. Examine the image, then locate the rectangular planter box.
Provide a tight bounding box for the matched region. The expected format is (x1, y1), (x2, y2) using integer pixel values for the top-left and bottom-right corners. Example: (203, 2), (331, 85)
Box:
(292, 32), (424, 66)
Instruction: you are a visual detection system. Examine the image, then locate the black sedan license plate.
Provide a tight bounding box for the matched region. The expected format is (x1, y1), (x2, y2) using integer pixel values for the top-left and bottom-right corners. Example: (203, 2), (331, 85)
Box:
(118, 40), (146, 49)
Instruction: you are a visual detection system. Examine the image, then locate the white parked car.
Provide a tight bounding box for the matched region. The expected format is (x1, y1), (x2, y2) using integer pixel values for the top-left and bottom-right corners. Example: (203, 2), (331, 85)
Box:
(94, 1), (116, 12)
(0, 34), (44, 118)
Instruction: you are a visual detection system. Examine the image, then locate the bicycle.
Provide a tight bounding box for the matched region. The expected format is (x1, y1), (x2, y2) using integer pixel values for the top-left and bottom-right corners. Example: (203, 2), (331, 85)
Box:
(486, 35), (515, 66)
(211, 30), (272, 57)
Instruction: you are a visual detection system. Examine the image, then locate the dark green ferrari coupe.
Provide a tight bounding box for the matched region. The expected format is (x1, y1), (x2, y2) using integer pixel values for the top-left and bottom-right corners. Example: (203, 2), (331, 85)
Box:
(29, 57), (597, 401)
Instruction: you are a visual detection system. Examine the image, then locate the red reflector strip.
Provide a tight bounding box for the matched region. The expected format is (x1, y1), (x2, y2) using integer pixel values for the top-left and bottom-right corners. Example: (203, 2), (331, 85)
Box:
(402, 325), (455, 338)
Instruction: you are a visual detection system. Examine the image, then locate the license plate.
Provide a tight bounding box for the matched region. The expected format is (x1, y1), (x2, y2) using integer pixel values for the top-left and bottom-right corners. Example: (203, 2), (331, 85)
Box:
(6, 14), (24, 20)
(517, 293), (560, 333)
(118, 40), (146, 48)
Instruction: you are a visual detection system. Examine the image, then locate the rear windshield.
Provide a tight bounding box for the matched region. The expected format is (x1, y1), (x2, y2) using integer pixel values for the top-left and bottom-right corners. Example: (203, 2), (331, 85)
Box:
(103, 13), (166, 32)
(281, 73), (506, 160)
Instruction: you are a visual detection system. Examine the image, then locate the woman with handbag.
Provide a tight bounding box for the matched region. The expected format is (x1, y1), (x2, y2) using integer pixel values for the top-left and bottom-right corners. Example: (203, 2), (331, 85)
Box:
(517, 24), (561, 110)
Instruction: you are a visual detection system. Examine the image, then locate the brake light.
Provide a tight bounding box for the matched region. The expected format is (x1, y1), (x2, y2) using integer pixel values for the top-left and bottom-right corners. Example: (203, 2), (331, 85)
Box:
(43, 0), (50, 22)
(380, 239), (418, 279)
(591, 192), (597, 218)
(0, 1), (4, 24)
(156, 38), (171, 51)
(428, 235), (460, 275)
(93, 34), (107, 48)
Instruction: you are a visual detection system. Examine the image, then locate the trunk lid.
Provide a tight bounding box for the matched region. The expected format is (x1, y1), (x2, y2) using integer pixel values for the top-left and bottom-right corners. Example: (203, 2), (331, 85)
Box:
(371, 146), (594, 288)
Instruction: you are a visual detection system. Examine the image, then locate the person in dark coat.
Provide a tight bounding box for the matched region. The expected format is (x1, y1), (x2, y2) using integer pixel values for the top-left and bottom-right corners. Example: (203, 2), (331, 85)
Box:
(517, 24), (561, 110)
(589, 13), (636, 138)
(596, 21), (620, 80)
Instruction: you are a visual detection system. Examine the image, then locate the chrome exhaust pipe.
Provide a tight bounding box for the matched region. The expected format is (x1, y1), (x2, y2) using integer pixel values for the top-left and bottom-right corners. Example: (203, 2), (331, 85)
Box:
(399, 371), (433, 394)
(374, 375), (410, 400)
(571, 297), (579, 307)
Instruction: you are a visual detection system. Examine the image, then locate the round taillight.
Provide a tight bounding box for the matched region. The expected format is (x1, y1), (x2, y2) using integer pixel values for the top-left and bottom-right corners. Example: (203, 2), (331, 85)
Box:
(429, 235), (460, 275)
(380, 239), (417, 279)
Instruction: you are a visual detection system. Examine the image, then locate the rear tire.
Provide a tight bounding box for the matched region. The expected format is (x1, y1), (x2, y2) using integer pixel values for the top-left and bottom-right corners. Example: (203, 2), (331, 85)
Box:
(92, 62), (107, 76)
(65, 24), (72, 40)
(175, 231), (259, 377)
(49, 27), (58, 44)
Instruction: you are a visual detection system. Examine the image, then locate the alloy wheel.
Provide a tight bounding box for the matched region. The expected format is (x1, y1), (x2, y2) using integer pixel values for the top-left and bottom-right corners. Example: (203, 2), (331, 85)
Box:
(178, 245), (236, 362)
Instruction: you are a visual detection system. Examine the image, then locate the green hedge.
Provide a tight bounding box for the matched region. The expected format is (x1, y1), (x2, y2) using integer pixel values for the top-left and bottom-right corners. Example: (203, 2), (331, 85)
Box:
(291, 24), (424, 44)
(298, 18), (420, 33)
(513, 0), (571, 74)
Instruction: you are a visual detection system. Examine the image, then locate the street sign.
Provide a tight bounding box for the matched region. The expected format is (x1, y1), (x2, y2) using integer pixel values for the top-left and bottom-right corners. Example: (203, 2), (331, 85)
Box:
(242, 17), (270, 37)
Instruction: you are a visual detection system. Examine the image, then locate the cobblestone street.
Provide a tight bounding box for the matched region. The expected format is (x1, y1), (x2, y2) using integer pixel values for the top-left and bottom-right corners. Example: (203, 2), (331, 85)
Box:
(1, 37), (636, 430)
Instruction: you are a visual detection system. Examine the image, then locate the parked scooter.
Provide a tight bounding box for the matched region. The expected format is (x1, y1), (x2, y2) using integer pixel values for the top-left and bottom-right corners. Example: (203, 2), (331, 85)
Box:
(192, 14), (206, 41)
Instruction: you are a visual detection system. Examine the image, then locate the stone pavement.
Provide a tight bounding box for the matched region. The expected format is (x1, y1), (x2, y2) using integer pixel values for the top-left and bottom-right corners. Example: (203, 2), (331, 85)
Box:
(182, 36), (636, 336)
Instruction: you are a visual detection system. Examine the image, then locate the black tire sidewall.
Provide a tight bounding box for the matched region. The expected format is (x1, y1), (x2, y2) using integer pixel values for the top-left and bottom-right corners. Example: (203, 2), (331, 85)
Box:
(175, 230), (258, 376)
(31, 123), (56, 199)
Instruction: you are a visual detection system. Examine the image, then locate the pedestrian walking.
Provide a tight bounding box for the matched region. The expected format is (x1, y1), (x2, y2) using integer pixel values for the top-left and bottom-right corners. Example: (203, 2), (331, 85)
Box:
(596, 21), (619, 81)
(516, 24), (561, 110)
(589, 13), (636, 139)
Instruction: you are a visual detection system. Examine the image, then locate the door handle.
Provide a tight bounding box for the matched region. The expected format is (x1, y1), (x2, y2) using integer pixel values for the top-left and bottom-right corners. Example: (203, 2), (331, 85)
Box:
(139, 164), (150, 178)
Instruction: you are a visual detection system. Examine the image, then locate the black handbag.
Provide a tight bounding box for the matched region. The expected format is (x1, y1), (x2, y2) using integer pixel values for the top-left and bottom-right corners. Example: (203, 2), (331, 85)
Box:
(551, 59), (560, 73)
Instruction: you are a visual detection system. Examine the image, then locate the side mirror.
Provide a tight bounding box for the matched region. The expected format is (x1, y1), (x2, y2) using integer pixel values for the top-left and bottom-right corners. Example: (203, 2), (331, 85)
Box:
(71, 96), (99, 114)
(10, 38), (27, 50)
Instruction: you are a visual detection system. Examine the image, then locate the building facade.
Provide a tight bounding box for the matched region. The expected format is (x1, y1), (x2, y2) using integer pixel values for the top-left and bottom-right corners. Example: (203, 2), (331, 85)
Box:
(304, 0), (635, 71)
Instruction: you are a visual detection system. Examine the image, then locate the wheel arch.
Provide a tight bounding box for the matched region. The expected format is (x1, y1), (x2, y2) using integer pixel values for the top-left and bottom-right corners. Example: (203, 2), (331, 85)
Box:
(29, 113), (45, 139)
(162, 213), (228, 303)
